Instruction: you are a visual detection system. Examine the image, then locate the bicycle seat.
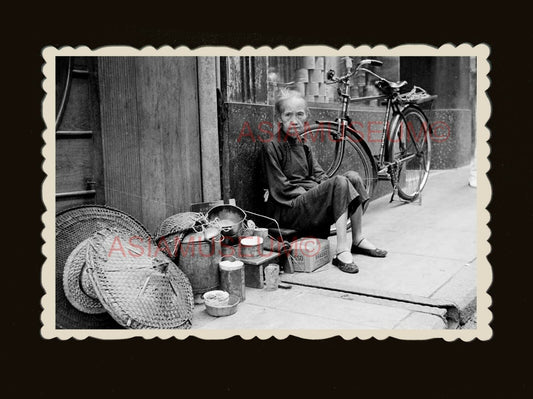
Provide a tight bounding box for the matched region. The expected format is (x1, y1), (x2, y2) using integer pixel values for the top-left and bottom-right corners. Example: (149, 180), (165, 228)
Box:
(389, 80), (408, 89)
(375, 79), (408, 94)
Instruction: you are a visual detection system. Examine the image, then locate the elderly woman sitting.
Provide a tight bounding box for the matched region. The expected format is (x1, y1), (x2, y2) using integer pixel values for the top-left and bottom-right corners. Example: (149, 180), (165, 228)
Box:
(262, 89), (387, 274)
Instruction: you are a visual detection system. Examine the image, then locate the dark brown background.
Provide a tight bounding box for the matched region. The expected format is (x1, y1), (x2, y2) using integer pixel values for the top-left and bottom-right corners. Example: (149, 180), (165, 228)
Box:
(8, 5), (528, 397)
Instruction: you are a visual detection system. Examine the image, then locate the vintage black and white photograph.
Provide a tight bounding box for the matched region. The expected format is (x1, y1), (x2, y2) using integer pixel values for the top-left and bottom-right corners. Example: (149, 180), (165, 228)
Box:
(42, 45), (490, 339)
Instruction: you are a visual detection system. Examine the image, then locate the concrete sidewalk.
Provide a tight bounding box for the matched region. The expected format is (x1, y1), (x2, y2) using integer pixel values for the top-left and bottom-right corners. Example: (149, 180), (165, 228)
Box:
(191, 166), (477, 330)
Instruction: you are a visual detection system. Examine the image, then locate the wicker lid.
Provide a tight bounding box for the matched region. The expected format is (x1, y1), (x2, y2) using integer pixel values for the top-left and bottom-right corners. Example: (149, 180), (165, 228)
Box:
(86, 229), (194, 329)
(56, 205), (152, 329)
(155, 212), (205, 241)
(63, 238), (106, 314)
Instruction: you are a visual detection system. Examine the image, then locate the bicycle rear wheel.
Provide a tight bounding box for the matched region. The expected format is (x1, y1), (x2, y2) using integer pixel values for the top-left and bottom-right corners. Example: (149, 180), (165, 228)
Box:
(388, 107), (431, 201)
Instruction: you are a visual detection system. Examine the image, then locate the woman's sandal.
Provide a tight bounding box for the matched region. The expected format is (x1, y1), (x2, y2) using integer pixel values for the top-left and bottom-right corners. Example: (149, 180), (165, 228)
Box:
(332, 251), (359, 274)
(351, 238), (388, 258)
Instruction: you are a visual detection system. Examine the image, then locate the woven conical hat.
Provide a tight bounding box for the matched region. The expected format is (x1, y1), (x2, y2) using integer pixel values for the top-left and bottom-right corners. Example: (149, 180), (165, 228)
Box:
(86, 229), (194, 329)
(62, 238), (105, 314)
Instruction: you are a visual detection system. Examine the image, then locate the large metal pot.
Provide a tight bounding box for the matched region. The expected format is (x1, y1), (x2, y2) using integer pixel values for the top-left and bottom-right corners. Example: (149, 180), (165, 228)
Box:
(206, 204), (246, 237)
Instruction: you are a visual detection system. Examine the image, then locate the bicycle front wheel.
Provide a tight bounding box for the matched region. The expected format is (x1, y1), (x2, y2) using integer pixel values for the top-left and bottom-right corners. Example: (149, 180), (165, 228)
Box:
(388, 107), (431, 201)
(300, 123), (377, 198)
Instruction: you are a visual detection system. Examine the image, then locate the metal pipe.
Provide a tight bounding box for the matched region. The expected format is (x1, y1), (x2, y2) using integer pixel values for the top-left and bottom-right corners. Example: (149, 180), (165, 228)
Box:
(56, 190), (96, 198)
(72, 68), (89, 75)
(349, 94), (388, 103)
(56, 57), (73, 127)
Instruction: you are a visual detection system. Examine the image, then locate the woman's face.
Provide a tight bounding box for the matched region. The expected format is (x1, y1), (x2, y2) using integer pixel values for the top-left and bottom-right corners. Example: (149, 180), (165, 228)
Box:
(278, 96), (308, 136)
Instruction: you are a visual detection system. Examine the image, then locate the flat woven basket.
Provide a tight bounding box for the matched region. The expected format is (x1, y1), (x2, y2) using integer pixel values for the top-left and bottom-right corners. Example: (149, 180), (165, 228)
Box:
(86, 228), (194, 329)
(56, 205), (152, 329)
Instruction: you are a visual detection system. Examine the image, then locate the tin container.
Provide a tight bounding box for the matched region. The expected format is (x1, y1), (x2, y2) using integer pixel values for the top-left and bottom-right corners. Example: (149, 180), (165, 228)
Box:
(177, 233), (222, 295)
(239, 236), (263, 258)
(219, 256), (246, 302)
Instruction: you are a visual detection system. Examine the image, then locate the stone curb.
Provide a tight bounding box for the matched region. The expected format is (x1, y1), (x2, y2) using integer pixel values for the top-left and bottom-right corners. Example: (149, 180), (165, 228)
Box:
(430, 259), (477, 327)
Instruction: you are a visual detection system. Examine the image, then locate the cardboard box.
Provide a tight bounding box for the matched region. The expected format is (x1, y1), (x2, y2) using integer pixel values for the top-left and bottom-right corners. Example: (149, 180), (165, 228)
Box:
(289, 238), (330, 273)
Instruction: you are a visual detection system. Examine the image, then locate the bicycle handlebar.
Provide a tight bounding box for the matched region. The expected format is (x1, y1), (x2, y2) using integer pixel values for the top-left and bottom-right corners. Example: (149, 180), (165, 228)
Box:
(326, 58), (384, 84)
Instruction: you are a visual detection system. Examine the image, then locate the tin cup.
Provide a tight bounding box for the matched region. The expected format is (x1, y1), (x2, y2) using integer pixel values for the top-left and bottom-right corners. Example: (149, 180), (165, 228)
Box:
(239, 236), (263, 258)
(264, 264), (280, 291)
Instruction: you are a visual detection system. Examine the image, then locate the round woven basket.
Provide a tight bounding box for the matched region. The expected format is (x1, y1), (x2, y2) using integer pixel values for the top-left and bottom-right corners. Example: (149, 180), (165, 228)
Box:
(155, 212), (205, 241)
(86, 229), (194, 329)
(56, 205), (152, 329)
(155, 212), (207, 259)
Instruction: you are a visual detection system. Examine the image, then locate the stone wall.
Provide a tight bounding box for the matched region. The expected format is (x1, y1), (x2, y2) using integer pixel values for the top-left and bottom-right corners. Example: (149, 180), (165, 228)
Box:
(220, 56), (475, 213)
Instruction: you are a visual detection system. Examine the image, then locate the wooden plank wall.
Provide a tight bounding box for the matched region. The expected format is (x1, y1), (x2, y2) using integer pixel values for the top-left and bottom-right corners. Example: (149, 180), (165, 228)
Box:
(56, 57), (102, 212)
(98, 57), (203, 233)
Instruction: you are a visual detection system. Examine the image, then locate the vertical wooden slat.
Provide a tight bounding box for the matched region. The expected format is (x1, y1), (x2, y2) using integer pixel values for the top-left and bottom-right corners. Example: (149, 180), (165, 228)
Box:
(176, 57), (203, 210)
(87, 57), (105, 204)
(198, 57), (222, 202)
(247, 57), (254, 102)
(253, 57), (268, 104)
(162, 57), (202, 218)
(219, 57), (232, 202)
(135, 58), (168, 232)
(98, 57), (143, 221)
(226, 57), (243, 103)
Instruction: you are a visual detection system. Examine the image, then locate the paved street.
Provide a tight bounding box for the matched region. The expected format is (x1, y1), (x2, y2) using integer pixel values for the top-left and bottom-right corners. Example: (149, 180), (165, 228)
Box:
(191, 166), (478, 331)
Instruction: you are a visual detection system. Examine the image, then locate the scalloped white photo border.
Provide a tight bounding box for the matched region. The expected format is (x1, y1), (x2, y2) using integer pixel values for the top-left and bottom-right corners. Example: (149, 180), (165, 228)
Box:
(41, 44), (491, 341)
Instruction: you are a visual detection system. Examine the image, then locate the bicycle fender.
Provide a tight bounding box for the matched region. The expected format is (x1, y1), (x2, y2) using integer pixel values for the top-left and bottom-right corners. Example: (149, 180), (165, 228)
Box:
(405, 104), (434, 136)
(385, 106), (431, 162)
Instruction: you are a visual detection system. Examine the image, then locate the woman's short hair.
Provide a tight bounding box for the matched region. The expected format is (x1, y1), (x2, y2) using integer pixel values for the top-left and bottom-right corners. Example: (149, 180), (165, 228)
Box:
(274, 88), (310, 119)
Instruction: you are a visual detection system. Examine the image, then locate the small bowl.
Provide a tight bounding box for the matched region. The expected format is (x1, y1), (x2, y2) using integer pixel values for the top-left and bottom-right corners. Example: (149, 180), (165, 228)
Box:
(205, 294), (240, 317)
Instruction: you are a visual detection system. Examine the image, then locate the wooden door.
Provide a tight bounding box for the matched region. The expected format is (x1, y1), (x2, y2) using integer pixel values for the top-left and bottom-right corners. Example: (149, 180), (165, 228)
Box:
(97, 57), (203, 233)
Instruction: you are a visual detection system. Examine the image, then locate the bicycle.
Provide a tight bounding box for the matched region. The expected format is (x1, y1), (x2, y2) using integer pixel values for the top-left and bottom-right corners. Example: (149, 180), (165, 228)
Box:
(300, 58), (436, 203)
